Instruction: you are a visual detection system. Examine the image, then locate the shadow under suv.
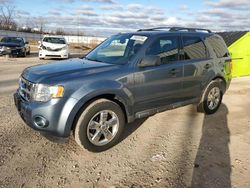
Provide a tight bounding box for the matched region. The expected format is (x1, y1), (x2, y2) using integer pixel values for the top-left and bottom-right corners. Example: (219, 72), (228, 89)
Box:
(14, 27), (232, 152)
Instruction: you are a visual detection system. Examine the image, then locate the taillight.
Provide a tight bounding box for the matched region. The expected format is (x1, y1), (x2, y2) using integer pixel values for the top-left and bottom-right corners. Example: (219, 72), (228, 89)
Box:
(225, 58), (232, 74)
(227, 59), (232, 73)
(229, 61), (232, 73)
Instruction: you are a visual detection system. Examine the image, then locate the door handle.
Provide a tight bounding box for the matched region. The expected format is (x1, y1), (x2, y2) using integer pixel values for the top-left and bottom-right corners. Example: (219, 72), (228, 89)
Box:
(204, 64), (211, 69)
(170, 68), (180, 75)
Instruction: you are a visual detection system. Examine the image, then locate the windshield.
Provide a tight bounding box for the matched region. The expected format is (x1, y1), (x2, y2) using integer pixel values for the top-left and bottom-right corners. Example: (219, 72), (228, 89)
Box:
(1, 37), (23, 44)
(43, 37), (66, 44)
(85, 34), (148, 65)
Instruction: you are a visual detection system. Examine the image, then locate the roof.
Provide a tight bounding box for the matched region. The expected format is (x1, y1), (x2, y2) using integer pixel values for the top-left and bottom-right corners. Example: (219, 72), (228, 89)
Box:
(217, 31), (248, 47)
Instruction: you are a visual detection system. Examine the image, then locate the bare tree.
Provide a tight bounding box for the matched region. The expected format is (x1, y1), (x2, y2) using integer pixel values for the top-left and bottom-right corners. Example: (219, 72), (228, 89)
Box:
(55, 28), (66, 35)
(32, 16), (46, 34)
(0, 5), (17, 30)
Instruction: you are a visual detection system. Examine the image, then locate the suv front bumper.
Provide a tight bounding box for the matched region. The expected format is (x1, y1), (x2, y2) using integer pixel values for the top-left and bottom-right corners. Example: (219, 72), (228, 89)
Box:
(14, 91), (78, 137)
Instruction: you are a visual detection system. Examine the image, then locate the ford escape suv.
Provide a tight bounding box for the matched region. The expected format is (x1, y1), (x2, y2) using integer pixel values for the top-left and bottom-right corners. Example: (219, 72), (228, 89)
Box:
(14, 27), (232, 152)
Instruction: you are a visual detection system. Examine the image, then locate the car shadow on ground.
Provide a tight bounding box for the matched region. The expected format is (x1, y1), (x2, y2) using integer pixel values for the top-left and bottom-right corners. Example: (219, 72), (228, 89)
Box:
(119, 118), (148, 144)
(191, 103), (231, 187)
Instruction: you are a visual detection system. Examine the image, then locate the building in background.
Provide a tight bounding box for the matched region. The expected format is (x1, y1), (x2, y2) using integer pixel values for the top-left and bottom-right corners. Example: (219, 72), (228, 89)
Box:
(219, 31), (250, 77)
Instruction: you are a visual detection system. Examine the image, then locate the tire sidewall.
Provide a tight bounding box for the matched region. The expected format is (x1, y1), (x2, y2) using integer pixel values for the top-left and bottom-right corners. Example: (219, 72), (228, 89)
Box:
(74, 99), (125, 152)
(203, 81), (223, 114)
(22, 50), (27, 57)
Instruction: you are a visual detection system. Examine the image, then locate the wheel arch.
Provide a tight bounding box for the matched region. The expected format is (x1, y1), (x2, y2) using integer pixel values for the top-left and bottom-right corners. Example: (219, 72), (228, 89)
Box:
(69, 93), (133, 133)
(197, 75), (226, 113)
(212, 76), (226, 93)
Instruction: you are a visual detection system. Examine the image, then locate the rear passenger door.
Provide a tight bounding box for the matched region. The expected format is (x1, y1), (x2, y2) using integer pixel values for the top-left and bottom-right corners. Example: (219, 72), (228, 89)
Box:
(180, 35), (211, 101)
(133, 35), (184, 112)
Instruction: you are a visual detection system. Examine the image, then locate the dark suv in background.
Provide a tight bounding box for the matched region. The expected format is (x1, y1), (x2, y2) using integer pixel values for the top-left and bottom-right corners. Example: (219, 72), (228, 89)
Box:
(14, 27), (232, 152)
(0, 36), (30, 57)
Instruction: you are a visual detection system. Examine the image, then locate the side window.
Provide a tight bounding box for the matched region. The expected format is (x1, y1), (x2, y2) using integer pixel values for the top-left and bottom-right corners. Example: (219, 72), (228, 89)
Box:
(146, 37), (179, 64)
(206, 35), (229, 58)
(131, 40), (144, 55)
(182, 36), (207, 60)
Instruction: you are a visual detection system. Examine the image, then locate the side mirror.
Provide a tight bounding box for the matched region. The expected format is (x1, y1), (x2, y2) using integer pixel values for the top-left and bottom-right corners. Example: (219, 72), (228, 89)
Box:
(38, 41), (41, 45)
(138, 55), (161, 68)
(25, 41), (29, 44)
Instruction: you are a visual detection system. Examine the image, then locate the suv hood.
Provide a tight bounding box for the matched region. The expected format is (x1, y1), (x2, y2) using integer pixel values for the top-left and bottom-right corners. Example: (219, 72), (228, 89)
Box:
(22, 58), (116, 83)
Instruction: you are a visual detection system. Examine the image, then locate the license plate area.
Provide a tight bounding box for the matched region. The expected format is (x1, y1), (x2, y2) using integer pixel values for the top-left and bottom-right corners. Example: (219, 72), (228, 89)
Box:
(14, 93), (27, 122)
(14, 93), (21, 111)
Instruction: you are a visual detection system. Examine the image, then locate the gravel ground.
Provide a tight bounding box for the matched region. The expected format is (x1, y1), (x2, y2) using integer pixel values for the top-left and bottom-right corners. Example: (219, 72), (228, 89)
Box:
(0, 56), (250, 188)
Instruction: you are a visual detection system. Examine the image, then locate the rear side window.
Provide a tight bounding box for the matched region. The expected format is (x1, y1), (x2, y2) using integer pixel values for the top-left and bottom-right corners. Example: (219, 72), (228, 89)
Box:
(146, 36), (179, 63)
(206, 35), (229, 58)
(182, 36), (207, 60)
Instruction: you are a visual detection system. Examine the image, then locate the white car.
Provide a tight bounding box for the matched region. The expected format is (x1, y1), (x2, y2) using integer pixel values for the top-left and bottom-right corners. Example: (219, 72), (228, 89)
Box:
(39, 36), (69, 59)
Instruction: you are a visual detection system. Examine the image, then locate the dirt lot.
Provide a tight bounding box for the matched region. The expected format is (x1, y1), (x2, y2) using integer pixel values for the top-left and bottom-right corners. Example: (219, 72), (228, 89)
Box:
(0, 55), (250, 188)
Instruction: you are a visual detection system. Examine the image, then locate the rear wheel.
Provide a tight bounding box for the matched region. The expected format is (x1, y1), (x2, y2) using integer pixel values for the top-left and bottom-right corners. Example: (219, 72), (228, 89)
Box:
(198, 80), (223, 114)
(74, 99), (125, 152)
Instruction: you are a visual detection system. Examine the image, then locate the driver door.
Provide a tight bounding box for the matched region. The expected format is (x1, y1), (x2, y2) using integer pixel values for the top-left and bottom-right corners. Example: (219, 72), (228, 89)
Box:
(133, 35), (184, 113)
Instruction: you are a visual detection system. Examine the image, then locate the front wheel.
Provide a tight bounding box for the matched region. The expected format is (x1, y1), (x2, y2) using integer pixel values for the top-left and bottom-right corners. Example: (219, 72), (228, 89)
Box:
(74, 99), (125, 152)
(22, 50), (27, 57)
(198, 80), (223, 114)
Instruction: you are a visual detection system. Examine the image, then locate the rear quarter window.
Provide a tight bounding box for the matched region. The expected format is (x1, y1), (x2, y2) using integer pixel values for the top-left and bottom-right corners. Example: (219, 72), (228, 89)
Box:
(182, 36), (208, 60)
(206, 35), (229, 58)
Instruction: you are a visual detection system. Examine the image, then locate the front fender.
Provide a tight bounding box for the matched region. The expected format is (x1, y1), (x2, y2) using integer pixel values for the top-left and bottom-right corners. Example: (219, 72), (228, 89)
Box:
(64, 80), (135, 135)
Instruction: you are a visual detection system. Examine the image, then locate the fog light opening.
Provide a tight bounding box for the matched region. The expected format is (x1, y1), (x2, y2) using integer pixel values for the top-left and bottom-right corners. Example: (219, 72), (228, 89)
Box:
(34, 116), (49, 128)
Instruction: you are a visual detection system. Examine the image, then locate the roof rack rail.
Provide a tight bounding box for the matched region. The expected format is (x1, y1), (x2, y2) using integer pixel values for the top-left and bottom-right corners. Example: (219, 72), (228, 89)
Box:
(137, 27), (172, 32)
(137, 27), (212, 33)
(170, 27), (212, 33)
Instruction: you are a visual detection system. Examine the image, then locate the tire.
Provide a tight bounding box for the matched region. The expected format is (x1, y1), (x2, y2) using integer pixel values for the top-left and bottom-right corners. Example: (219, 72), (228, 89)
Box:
(74, 99), (125, 152)
(198, 80), (223, 115)
(22, 50), (27, 57)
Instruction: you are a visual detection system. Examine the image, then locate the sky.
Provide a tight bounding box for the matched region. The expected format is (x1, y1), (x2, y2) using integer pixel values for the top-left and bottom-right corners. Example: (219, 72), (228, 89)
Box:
(1, 0), (250, 36)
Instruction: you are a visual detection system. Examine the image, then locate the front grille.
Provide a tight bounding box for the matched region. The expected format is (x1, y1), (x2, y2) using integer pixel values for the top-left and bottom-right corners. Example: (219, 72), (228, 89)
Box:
(43, 46), (63, 52)
(11, 49), (23, 54)
(45, 55), (61, 57)
(19, 77), (35, 101)
(47, 47), (63, 52)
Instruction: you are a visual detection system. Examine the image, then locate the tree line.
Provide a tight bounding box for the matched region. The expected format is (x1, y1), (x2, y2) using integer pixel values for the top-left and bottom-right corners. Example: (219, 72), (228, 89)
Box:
(0, 4), (83, 36)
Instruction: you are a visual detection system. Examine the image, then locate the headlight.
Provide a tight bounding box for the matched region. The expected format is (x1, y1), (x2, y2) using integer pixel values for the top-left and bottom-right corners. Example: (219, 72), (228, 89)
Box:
(42, 45), (47, 50)
(31, 84), (64, 102)
(1, 46), (11, 50)
(61, 46), (68, 50)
